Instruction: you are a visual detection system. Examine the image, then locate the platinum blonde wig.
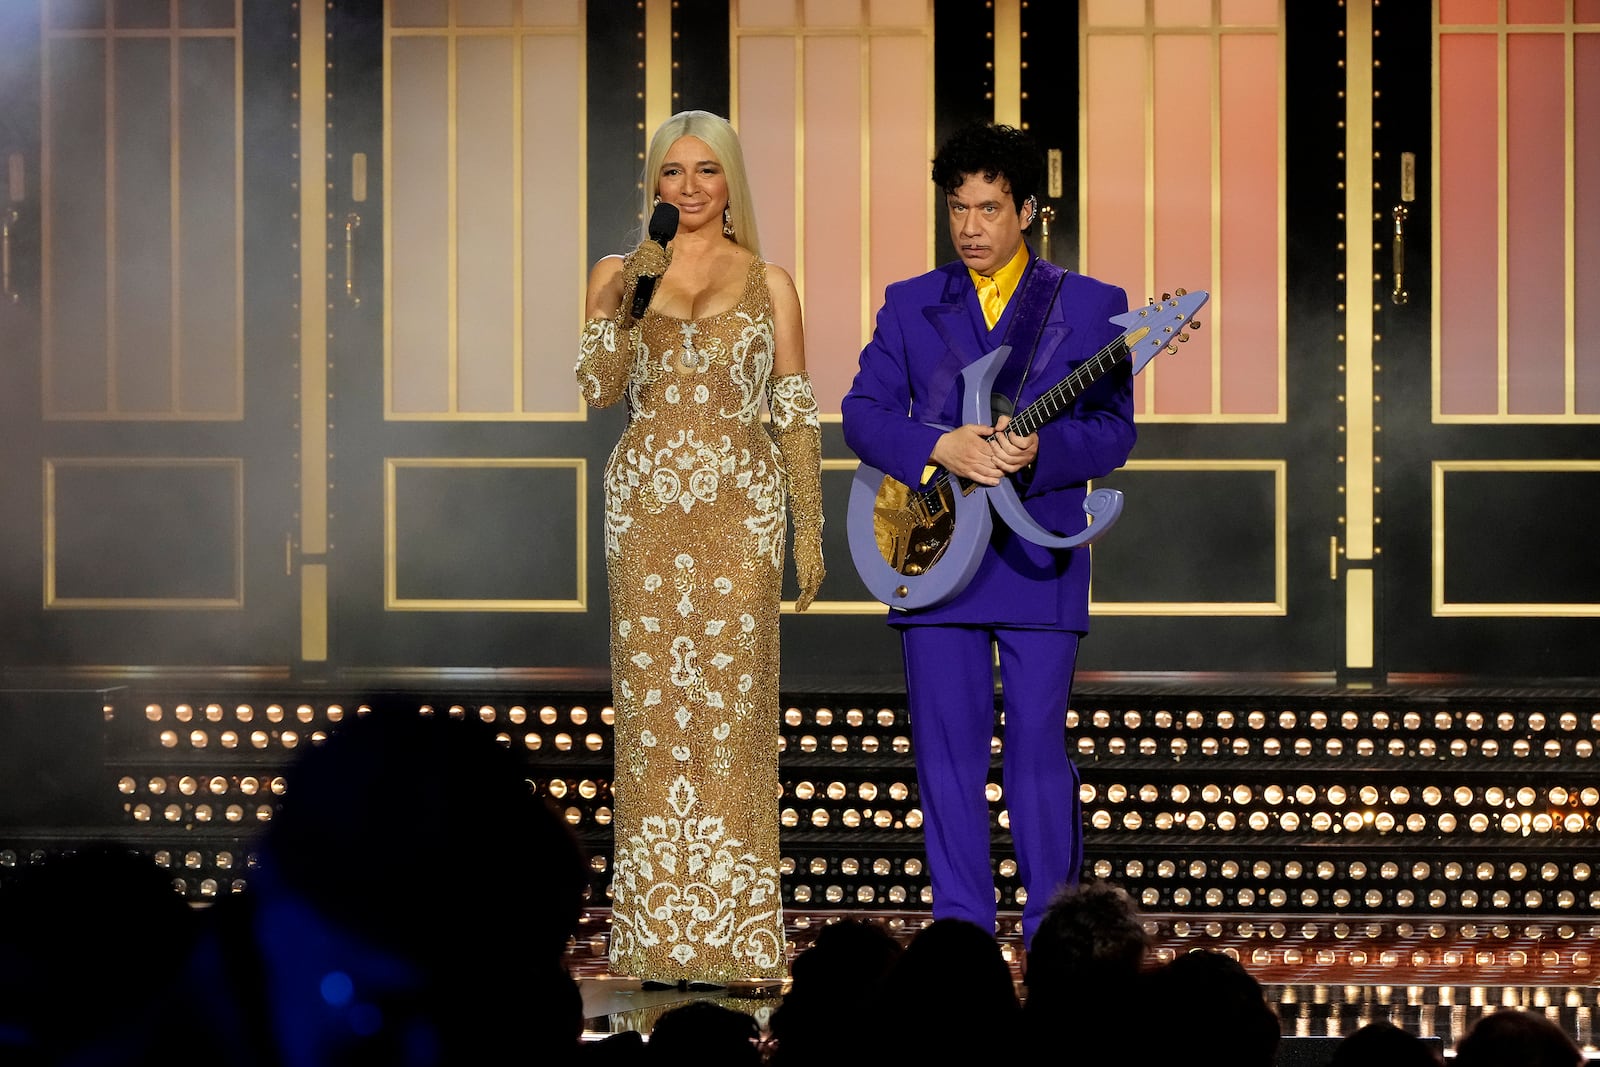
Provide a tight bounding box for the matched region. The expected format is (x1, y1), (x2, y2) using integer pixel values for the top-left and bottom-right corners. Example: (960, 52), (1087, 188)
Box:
(641, 110), (761, 256)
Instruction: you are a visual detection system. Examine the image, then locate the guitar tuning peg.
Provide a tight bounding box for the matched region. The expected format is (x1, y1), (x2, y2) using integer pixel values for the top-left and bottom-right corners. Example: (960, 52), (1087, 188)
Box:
(1165, 344), (1178, 354)
(1190, 319), (1202, 330)
(1160, 292), (1172, 302)
(1177, 332), (1191, 342)
(1174, 287), (1187, 296)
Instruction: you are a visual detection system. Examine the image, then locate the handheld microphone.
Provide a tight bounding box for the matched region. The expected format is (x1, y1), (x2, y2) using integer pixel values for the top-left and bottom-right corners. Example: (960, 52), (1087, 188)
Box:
(630, 201), (680, 319)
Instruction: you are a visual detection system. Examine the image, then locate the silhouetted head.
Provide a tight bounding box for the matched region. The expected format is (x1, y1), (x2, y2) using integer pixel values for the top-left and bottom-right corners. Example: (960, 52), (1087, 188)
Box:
(263, 705), (589, 967)
(647, 1000), (761, 1067)
(1025, 879), (1150, 998)
(1331, 1021), (1444, 1067)
(1454, 1009), (1583, 1067)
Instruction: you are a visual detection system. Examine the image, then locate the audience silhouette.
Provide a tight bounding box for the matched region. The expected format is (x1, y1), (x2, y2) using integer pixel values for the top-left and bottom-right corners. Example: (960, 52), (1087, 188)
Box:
(1330, 1020), (1445, 1067)
(147, 704), (591, 1067)
(0, 843), (198, 1066)
(1143, 948), (1281, 1067)
(1021, 878), (1152, 1063)
(8, 709), (1597, 1066)
(867, 917), (1021, 1063)
(1454, 1008), (1585, 1067)
(645, 1000), (762, 1067)
(766, 917), (903, 1067)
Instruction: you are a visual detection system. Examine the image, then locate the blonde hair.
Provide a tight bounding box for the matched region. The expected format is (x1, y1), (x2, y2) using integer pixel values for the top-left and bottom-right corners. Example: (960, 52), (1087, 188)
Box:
(641, 110), (761, 256)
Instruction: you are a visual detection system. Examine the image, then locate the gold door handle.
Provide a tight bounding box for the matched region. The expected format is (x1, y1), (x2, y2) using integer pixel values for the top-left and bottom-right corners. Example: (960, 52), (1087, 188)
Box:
(344, 211), (361, 307)
(1, 207), (18, 304)
(1390, 203), (1409, 306)
(3, 152), (22, 304)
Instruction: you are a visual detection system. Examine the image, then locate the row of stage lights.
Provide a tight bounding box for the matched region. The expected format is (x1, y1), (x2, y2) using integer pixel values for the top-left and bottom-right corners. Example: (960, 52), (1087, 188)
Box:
(134, 700), (1600, 763)
(111, 770), (1600, 837)
(138, 701), (1600, 733)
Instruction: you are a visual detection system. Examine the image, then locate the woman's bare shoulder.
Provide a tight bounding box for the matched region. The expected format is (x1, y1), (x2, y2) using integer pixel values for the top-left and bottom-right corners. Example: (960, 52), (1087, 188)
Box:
(589, 254), (625, 284)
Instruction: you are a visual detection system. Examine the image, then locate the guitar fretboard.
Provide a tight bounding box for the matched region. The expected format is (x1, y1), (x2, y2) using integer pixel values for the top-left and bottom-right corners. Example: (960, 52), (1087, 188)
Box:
(1008, 336), (1132, 438)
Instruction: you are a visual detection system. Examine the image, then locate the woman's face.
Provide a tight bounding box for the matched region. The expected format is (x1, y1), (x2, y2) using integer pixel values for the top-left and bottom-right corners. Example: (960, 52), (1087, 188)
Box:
(656, 135), (728, 233)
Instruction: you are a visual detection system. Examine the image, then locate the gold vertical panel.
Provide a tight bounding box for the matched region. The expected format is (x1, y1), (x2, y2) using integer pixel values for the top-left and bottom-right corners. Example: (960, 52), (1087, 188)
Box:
(992, 0), (1020, 128)
(301, 564), (329, 661)
(386, 2), (584, 420)
(41, 4), (244, 420)
(1344, 567), (1374, 669)
(1080, 3), (1284, 423)
(733, 1), (932, 415)
(1344, 1), (1374, 564)
(646, 0), (671, 134)
(301, 0), (328, 558)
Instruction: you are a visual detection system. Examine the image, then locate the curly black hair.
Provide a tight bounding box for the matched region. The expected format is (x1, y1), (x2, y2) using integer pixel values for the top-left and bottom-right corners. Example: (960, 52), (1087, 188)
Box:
(930, 122), (1043, 212)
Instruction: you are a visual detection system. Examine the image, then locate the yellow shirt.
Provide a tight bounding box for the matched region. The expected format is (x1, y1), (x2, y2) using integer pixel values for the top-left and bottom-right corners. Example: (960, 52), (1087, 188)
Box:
(968, 241), (1030, 330)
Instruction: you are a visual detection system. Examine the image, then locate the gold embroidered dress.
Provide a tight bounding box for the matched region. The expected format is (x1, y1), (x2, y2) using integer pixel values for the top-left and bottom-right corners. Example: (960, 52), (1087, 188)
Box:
(591, 257), (802, 982)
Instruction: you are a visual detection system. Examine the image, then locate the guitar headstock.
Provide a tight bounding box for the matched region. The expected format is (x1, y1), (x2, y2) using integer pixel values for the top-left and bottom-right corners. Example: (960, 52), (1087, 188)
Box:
(1109, 288), (1209, 375)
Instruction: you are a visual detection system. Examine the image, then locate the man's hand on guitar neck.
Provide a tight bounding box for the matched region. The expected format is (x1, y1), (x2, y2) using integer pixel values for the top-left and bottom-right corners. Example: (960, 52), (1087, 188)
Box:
(928, 414), (1039, 487)
(989, 413), (1039, 473)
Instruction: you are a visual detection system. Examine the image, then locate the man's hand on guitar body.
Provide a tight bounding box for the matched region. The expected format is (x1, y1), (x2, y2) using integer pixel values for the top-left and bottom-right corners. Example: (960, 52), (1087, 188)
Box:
(931, 425), (1005, 486)
(929, 415), (1037, 487)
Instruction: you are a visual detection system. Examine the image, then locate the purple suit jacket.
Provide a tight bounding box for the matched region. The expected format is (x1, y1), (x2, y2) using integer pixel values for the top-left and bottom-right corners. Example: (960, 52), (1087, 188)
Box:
(841, 252), (1136, 630)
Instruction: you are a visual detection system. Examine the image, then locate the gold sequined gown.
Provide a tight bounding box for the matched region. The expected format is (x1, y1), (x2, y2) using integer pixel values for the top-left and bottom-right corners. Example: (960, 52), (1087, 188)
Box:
(601, 257), (789, 982)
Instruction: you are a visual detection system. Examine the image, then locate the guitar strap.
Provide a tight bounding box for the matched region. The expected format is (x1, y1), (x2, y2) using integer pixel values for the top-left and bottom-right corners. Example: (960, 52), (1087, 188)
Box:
(990, 255), (1068, 415)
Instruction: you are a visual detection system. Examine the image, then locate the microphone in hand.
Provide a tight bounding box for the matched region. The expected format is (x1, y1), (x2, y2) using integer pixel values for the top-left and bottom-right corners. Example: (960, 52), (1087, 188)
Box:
(629, 201), (680, 320)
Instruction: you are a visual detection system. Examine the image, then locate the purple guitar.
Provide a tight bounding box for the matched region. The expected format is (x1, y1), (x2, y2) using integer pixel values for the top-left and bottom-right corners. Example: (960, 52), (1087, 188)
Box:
(847, 289), (1208, 610)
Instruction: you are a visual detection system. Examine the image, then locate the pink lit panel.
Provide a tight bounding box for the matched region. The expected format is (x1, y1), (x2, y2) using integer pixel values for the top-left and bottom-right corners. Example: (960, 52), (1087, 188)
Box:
(1506, 0), (1566, 23)
(868, 0), (927, 27)
(1438, 0), (1500, 25)
(1083, 34), (1152, 410)
(805, 0), (862, 25)
(1505, 33), (1565, 415)
(522, 35), (583, 414)
(1154, 0), (1212, 27)
(1219, 0), (1280, 24)
(1217, 32), (1279, 416)
(1150, 33), (1213, 415)
(737, 1), (797, 28)
(802, 35), (864, 413)
(738, 37), (799, 284)
(1578, 33), (1600, 414)
(865, 34), (933, 414)
(1437, 33), (1500, 416)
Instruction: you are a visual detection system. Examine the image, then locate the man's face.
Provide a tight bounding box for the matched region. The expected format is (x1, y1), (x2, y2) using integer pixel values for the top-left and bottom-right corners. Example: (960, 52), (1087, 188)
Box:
(946, 171), (1032, 276)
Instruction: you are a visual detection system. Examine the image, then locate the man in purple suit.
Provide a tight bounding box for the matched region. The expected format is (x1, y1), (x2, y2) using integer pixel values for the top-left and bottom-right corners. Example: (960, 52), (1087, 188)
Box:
(841, 123), (1137, 950)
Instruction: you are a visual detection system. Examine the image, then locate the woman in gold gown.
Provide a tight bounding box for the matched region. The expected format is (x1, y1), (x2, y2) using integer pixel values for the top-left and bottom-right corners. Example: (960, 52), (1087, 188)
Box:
(576, 110), (824, 987)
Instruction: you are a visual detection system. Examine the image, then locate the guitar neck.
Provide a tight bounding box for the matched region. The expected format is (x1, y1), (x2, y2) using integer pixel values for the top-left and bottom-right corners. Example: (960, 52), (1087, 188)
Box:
(1007, 336), (1131, 437)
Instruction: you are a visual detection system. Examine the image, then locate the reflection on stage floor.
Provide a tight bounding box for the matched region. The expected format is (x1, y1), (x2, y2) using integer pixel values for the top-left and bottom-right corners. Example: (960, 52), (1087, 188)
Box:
(567, 909), (1600, 1058)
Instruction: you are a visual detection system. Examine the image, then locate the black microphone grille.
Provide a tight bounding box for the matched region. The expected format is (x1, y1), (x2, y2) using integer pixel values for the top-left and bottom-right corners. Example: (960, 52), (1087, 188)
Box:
(648, 201), (680, 243)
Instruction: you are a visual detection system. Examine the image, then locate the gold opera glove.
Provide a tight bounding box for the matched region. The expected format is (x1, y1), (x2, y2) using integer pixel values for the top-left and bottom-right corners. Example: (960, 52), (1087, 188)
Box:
(575, 238), (675, 407)
(768, 372), (825, 612)
(617, 236), (672, 325)
(576, 316), (631, 408)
